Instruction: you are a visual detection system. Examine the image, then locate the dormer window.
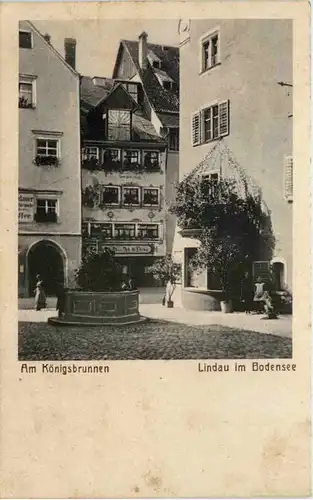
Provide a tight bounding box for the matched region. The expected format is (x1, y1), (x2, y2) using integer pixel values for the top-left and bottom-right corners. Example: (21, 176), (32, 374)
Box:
(121, 82), (139, 103)
(107, 109), (131, 141)
(147, 50), (162, 70)
(163, 81), (173, 91)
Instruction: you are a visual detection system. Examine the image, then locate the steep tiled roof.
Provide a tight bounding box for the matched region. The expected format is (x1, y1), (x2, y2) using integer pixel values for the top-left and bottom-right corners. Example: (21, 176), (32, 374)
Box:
(80, 75), (163, 142)
(121, 40), (179, 115)
(80, 76), (114, 108)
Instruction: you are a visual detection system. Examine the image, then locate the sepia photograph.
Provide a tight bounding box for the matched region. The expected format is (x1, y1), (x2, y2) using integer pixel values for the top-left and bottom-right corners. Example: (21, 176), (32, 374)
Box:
(17, 18), (293, 361)
(1, 2), (310, 497)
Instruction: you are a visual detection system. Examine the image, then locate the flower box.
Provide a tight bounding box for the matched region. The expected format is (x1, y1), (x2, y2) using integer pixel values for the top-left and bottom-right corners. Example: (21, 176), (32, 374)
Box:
(34, 212), (58, 223)
(34, 155), (59, 166)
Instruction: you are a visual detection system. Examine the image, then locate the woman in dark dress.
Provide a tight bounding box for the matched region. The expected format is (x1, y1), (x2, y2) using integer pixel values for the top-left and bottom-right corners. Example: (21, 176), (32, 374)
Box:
(56, 282), (66, 317)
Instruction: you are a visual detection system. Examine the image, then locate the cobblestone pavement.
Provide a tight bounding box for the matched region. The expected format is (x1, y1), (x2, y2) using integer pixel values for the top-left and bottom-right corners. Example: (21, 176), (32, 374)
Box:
(18, 317), (292, 361)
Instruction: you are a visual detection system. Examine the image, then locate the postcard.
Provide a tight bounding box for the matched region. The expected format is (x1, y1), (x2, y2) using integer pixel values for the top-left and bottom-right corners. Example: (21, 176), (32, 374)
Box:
(0, 1), (311, 497)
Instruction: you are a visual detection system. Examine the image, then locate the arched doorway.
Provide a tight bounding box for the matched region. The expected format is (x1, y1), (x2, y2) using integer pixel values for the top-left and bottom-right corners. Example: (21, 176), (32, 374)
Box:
(271, 257), (286, 291)
(27, 240), (65, 296)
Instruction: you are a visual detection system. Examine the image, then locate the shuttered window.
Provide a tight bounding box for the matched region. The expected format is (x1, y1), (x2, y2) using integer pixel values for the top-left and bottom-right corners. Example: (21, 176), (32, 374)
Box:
(108, 109), (131, 141)
(284, 156), (293, 202)
(192, 100), (230, 146)
(192, 112), (201, 146)
(219, 100), (229, 137)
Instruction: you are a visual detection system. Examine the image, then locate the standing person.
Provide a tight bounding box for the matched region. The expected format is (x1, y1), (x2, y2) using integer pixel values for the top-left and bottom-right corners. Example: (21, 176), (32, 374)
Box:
(253, 276), (268, 314)
(34, 274), (46, 311)
(56, 281), (65, 317)
(241, 271), (253, 314)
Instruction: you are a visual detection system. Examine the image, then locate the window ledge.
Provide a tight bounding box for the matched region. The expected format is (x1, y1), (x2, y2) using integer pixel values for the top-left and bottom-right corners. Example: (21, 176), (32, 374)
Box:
(199, 62), (221, 76)
(192, 137), (223, 147)
(35, 221), (60, 224)
(19, 106), (36, 110)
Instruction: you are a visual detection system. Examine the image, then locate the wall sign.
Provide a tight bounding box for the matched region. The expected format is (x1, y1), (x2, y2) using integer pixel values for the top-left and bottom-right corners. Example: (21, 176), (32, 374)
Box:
(100, 243), (153, 255)
(18, 193), (34, 222)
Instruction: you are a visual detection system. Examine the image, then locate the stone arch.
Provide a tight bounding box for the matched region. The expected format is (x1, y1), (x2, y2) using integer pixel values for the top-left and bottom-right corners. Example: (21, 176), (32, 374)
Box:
(26, 239), (68, 296)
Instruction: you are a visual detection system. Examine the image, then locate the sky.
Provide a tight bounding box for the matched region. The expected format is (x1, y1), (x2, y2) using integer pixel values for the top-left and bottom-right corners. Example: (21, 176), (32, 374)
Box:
(34, 20), (180, 77)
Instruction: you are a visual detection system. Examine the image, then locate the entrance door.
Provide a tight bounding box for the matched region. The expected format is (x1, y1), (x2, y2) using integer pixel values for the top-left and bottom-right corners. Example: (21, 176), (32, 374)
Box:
(28, 240), (65, 296)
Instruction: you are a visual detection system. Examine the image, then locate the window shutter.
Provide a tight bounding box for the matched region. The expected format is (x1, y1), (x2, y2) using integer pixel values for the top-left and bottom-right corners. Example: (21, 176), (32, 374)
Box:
(284, 156), (293, 202)
(192, 112), (201, 146)
(219, 100), (229, 137)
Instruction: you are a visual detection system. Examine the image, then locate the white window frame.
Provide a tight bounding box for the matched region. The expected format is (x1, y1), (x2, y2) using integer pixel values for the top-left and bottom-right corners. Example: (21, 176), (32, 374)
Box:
(19, 74), (37, 108)
(100, 185), (121, 206)
(35, 136), (61, 159)
(106, 148), (121, 162)
(142, 187), (160, 207)
(123, 149), (140, 165)
(122, 186), (140, 206)
(199, 27), (220, 73)
(35, 194), (59, 222)
(113, 223), (136, 239)
(192, 99), (229, 147)
(90, 222), (113, 239)
(143, 150), (160, 168)
(201, 101), (219, 143)
(19, 29), (33, 49)
(137, 223), (160, 240)
(83, 146), (99, 161)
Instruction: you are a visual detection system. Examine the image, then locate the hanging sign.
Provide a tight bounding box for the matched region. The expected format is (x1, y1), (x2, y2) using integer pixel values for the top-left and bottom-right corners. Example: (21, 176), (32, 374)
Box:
(18, 193), (34, 222)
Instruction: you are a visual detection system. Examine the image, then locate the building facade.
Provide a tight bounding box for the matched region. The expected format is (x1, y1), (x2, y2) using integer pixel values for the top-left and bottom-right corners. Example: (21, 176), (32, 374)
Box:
(112, 32), (180, 255)
(81, 77), (168, 286)
(81, 32), (179, 286)
(173, 19), (293, 307)
(18, 22), (81, 297)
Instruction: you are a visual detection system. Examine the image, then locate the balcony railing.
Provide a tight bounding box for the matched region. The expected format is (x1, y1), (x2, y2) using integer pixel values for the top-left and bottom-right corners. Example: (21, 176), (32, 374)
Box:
(82, 153), (161, 173)
(85, 233), (160, 242)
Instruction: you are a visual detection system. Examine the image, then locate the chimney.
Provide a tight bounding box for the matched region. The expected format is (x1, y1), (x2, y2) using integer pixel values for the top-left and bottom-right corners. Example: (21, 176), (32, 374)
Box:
(64, 37), (76, 70)
(43, 33), (51, 44)
(138, 31), (148, 70)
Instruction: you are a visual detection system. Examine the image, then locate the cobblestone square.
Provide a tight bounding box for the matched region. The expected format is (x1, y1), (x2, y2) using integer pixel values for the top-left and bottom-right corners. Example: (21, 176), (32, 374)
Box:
(18, 319), (292, 361)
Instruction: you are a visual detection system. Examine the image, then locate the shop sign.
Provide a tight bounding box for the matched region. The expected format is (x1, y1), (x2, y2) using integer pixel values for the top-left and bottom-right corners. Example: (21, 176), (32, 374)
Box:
(100, 243), (153, 255)
(18, 193), (34, 222)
